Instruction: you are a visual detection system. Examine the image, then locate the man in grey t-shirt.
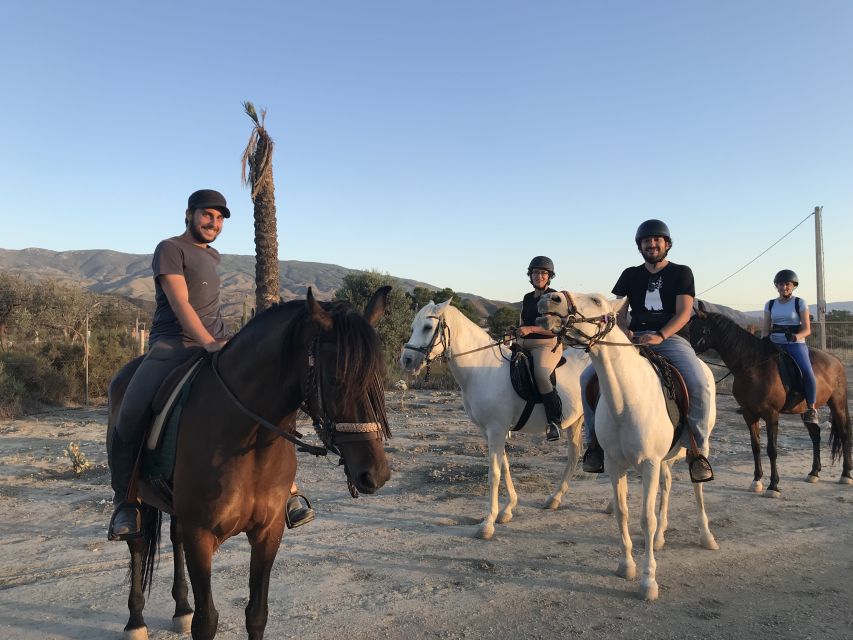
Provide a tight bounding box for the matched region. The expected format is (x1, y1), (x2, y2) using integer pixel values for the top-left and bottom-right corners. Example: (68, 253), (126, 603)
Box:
(108, 189), (314, 539)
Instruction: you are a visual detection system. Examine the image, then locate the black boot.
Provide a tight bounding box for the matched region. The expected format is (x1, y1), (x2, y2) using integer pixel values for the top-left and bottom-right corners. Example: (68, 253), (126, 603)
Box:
(107, 434), (141, 541)
(542, 390), (562, 441)
(285, 492), (316, 529)
(582, 436), (605, 473)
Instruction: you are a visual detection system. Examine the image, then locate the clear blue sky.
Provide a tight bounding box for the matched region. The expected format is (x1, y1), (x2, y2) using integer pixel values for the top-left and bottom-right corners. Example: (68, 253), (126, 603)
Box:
(1, 1), (851, 309)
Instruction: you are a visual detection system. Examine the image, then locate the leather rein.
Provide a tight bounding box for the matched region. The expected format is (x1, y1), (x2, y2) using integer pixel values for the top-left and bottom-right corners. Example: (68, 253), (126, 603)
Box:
(547, 291), (637, 351)
(210, 336), (383, 460)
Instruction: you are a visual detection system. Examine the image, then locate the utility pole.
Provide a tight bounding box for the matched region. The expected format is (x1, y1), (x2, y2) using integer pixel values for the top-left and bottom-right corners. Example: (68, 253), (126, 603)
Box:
(814, 206), (826, 350)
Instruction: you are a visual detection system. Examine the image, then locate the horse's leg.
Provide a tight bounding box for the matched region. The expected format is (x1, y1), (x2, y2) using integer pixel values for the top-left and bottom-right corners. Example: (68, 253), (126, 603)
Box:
(477, 432), (504, 540)
(805, 420), (821, 483)
(744, 412), (764, 493)
(653, 460), (673, 551)
(496, 447), (517, 524)
(124, 537), (149, 640)
(610, 471), (636, 580)
(169, 515), (194, 633)
(639, 460), (660, 601)
(765, 415), (782, 497)
(691, 479), (719, 550)
(245, 522), (285, 640)
(182, 527), (219, 640)
(545, 416), (582, 510)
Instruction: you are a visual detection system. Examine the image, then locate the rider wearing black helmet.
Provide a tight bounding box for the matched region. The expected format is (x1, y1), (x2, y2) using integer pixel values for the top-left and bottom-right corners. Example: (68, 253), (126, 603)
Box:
(517, 256), (563, 441)
(763, 269), (818, 423)
(579, 220), (715, 482)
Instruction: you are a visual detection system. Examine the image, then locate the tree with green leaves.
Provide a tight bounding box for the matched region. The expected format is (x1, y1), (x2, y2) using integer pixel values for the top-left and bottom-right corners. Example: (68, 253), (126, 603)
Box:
(487, 306), (520, 339)
(408, 286), (480, 323)
(241, 101), (280, 313)
(335, 271), (414, 366)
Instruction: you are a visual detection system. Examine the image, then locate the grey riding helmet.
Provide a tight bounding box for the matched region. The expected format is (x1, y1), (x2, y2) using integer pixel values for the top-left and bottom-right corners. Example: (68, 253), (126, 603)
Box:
(773, 269), (799, 285)
(635, 219), (672, 245)
(528, 256), (555, 277)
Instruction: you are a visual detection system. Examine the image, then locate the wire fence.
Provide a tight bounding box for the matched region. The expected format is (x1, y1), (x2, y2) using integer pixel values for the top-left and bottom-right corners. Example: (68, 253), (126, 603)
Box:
(809, 322), (853, 363)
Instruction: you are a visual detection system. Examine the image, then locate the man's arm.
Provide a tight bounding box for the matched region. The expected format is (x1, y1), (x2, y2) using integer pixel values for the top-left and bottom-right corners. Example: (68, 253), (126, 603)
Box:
(159, 274), (224, 352)
(635, 293), (693, 345)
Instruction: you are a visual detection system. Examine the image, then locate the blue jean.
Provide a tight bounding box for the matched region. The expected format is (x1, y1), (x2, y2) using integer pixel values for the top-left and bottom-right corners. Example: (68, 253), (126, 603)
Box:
(779, 342), (817, 405)
(582, 333), (712, 452)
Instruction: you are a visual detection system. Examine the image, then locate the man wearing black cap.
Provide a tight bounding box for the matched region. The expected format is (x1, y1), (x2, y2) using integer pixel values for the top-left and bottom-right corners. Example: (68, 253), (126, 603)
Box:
(107, 189), (315, 539)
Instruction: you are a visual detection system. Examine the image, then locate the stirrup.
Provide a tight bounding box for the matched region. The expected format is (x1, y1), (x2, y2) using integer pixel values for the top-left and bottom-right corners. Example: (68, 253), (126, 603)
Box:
(545, 422), (561, 441)
(802, 408), (818, 424)
(285, 492), (315, 529)
(687, 453), (714, 483)
(108, 503), (142, 541)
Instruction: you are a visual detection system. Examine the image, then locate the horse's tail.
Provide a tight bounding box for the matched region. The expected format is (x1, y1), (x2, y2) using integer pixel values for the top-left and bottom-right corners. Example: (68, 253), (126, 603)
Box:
(828, 402), (851, 465)
(140, 506), (162, 595)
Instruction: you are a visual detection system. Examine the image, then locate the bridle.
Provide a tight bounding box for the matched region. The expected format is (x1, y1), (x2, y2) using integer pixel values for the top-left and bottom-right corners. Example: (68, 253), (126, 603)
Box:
(548, 291), (624, 351)
(402, 314), (449, 380)
(402, 313), (513, 379)
(210, 335), (384, 466)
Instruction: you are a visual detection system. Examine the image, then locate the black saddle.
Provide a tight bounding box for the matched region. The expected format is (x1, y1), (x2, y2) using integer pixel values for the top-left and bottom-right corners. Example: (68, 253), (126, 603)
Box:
(584, 348), (689, 451)
(774, 346), (806, 409)
(508, 344), (566, 430)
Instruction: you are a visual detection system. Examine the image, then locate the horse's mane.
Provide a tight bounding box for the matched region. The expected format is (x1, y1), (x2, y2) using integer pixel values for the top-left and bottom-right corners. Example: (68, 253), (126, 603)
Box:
(702, 311), (773, 358)
(240, 298), (389, 436)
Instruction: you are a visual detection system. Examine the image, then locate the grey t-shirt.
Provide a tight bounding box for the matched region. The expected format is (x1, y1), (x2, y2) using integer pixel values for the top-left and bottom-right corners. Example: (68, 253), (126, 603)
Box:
(149, 235), (227, 345)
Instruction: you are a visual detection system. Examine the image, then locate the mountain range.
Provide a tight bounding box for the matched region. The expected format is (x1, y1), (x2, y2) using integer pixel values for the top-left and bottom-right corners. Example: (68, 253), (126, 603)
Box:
(3, 247), (848, 324)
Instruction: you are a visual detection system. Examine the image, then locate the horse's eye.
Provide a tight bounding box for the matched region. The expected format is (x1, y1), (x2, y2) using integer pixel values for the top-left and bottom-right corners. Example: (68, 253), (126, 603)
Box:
(422, 325), (432, 333)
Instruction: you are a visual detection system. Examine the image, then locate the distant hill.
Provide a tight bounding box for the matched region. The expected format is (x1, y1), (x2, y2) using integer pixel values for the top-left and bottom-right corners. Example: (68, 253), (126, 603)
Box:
(7, 247), (839, 326)
(0, 247), (515, 319)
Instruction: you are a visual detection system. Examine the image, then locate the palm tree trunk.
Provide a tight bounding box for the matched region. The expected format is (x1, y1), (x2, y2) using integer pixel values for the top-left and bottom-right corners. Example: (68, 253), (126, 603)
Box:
(253, 134), (279, 313)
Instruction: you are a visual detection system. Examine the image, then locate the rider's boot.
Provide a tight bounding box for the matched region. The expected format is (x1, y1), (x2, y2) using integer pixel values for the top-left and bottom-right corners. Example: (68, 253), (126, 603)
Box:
(107, 434), (142, 541)
(582, 435), (605, 473)
(802, 405), (819, 424)
(542, 390), (562, 441)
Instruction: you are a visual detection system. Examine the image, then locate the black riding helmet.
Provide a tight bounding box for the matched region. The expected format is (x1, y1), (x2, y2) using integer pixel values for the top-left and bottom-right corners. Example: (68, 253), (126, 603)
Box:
(774, 269), (799, 286)
(635, 219), (672, 246)
(527, 256), (555, 278)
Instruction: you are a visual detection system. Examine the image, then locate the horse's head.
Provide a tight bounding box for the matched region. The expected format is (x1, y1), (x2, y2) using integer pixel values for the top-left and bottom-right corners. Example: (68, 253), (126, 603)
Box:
(301, 286), (392, 496)
(688, 301), (714, 353)
(399, 298), (452, 374)
(537, 291), (621, 348)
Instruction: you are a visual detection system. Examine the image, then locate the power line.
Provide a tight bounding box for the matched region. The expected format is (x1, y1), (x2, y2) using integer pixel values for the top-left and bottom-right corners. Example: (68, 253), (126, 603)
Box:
(697, 210), (815, 296)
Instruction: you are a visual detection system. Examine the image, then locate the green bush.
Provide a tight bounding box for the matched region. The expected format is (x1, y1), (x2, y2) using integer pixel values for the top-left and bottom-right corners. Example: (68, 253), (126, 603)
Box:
(0, 361), (25, 417)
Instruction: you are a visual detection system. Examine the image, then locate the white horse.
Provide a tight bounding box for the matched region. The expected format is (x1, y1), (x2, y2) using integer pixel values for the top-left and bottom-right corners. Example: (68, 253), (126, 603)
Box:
(538, 291), (718, 601)
(400, 299), (588, 540)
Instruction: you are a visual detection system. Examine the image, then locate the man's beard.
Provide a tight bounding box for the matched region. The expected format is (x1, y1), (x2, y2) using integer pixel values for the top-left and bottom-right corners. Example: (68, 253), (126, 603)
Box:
(189, 223), (218, 244)
(642, 247), (669, 264)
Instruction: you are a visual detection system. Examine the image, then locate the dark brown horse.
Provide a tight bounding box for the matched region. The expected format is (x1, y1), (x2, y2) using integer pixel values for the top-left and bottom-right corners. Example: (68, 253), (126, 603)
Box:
(107, 287), (392, 639)
(689, 304), (851, 496)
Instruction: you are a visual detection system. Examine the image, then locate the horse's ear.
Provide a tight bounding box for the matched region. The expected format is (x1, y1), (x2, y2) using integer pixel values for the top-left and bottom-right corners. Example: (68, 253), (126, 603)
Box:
(306, 287), (334, 332)
(696, 299), (708, 318)
(435, 298), (453, 312)
(364, 286), (391, 328)
(612, 297), (629, 315)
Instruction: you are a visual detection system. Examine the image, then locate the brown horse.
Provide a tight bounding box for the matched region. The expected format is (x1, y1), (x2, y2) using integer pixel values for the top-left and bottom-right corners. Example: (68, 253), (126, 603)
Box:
(107, 287), (392, 639)
(689, 304), (851, 496)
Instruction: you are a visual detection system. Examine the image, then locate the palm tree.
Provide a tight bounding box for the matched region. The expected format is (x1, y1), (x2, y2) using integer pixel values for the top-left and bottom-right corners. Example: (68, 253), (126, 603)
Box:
(241, 101), (280, 313)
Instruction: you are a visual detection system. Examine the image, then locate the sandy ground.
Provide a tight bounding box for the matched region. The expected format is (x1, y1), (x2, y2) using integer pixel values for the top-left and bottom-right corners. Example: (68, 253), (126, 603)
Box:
(1, 374), (852, 640)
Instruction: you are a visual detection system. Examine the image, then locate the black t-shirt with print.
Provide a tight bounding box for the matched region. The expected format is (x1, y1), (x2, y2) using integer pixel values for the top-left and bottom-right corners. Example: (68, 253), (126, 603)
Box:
(612, 262), (695, 332)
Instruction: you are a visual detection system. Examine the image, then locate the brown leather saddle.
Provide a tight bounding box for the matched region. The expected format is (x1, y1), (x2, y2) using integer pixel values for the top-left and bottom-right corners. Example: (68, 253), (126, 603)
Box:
(584, 348), (690, 451)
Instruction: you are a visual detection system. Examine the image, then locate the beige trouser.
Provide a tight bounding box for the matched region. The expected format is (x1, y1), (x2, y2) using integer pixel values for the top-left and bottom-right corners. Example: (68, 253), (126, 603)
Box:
(516, 336), (561, 394)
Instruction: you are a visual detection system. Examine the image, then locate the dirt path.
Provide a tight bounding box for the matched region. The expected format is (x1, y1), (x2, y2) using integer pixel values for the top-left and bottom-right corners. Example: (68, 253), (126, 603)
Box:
(1, 382), (852, 639)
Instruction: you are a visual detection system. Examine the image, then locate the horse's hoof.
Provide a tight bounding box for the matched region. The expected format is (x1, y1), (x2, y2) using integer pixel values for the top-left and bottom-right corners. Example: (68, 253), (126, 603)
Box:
(640, 580), (659, 601)
(123, 627), (149, 640)
(544, 496), (561, 510)
(653, 536), (665, 551)
(477, 524), (495, 540)
(764, 489), (781, 499)
(750, 481), (764, 493)
(616, 562), (636, 580)
(701, 535), (720, 551)
(806, 474), (820, 484)
(839, 476), (853, 485)
(172, 613), (193, 634)
(496, 511), (513, 524)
